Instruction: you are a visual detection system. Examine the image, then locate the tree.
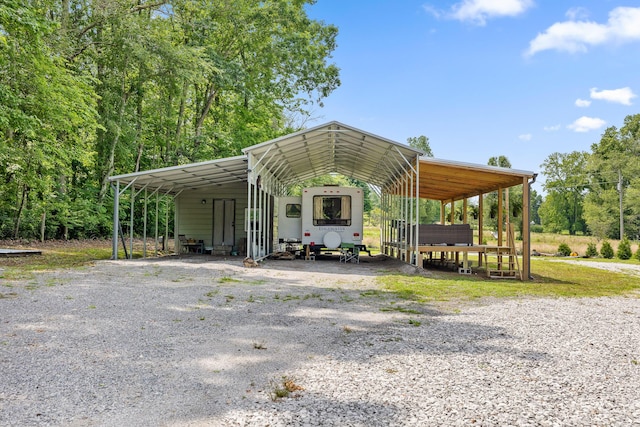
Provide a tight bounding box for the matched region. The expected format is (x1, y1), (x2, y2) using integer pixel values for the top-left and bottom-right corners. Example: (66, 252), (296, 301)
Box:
(0, 0), (341, 239)
(407, 135), (433, 157)
(0, 0), (99, 239)
(584, 114), (640, 239)
(617, 236), (632, 260)
(488, 155), (511, 168)
(600, 241), (614, 259)
(539, 151), (588, 235)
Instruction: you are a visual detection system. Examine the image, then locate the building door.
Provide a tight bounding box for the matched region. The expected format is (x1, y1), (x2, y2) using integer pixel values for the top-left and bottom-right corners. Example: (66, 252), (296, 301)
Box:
(213, 199), (235, 247)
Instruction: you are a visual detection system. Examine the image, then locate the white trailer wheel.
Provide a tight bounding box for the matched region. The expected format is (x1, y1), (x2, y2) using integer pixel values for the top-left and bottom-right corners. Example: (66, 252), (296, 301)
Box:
(323, 231), (342, 249)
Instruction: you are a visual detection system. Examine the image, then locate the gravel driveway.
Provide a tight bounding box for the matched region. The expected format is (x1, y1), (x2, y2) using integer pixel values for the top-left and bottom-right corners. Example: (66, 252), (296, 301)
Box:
(1, 255), (639, 426)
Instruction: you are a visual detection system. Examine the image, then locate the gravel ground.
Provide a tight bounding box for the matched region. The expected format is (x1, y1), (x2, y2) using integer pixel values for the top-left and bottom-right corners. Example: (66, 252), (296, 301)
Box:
(1, 255), (639, 426)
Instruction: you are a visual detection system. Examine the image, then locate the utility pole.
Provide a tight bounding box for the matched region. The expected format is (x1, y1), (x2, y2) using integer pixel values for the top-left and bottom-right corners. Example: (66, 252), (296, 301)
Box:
(618, 170), (624, 240)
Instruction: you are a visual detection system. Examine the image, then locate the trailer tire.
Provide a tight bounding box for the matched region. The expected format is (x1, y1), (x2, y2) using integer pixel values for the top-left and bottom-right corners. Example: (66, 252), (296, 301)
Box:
(323, 231), (342, 249)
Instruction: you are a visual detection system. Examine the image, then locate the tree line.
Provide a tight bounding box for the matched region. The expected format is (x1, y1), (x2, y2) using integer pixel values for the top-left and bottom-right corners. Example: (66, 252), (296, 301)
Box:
(539, 113), (640, 240)
(0, 0), (339, 240)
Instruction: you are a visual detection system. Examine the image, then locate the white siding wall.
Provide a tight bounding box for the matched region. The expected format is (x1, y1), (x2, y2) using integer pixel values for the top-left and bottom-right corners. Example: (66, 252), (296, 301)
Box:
(175, 182), (248, 248)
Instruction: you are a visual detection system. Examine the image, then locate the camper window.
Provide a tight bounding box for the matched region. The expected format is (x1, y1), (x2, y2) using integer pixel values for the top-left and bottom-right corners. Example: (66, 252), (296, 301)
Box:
(313, 196), (351, 226)
(286, 203), (301, 218)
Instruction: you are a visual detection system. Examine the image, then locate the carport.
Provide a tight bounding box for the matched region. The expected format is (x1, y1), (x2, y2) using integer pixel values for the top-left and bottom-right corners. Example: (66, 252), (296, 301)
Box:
(108, 121), (536, 279)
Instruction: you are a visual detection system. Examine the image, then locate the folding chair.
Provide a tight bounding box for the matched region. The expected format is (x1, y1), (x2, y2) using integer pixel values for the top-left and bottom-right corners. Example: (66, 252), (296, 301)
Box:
(339, 243), (359, 264)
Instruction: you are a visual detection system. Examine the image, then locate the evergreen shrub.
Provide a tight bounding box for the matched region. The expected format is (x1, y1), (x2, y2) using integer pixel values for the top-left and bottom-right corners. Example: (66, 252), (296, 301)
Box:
(600, 241), (614, 259)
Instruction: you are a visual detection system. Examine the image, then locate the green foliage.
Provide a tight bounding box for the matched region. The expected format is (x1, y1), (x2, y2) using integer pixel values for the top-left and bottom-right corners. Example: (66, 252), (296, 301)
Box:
(0, 0), (340, 239)
(557, 243), (572, 256)
(616, 237), (632, 260)
(530, 224), (544, 233)
(600, 241), (614, 259)
(586, 242), (598, 258)
(539, 151), (588, 236)
(407, 135), (433, 157)
(584, 114), (640, 239)
(634, 246), (640, 261)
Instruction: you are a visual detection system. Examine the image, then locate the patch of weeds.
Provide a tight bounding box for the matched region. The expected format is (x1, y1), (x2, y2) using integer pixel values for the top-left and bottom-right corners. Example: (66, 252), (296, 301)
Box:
(198, 316), (205, 321)
(247, 294), (255, 303)
(360, 290), (385, 298)
(65, 295), (74, 300)
(282, 294), (300, 302)
(342, 325), (353, 333)
(225, 295), (235, 303)
(25, 283), (39, 291)
(0, 270), (35, 281)
(268, 376), (304, 401)
(219, 277), (241, 283)
(88, 305), (96, 310)
(632, 359), (638, 365)
(385, 368), (398, 374)
(408, 319), (421, 327)
(204, 290), (219, 298)
(45, 279), (59, 287)
(273, 294), (280, 300)
(341, 295), (354, 302)
(380, 305), (422, 314)
(0, 292), (18, 299)
(253, 341), (267, 350)
(303, 293), (323, 300)
(246, 279), (267, 285)
(173, 318), (182, 322)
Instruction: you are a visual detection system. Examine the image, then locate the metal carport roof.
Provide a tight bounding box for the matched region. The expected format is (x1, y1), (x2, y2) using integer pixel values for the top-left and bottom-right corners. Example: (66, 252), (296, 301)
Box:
(108, 155), (249, 195)
(242, 121), (422, 190)
(109, 121), (423, 194)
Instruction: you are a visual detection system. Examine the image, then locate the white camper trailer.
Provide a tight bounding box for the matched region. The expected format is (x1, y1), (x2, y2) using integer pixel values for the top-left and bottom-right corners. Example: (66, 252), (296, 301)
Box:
(278, 186), (364, 255)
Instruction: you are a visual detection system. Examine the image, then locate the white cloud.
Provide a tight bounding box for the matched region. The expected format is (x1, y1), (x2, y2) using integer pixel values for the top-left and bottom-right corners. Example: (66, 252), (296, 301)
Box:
(590, 87), (637, 106)
(518, 133), (532, 141)
(565, 7), (589, 21)
(543, 124), (561, 131)
(526, 7), (640, 56)
(426, 0), (534, 26)
(567, 116), (606, 132)
(575, 98), (591, 107)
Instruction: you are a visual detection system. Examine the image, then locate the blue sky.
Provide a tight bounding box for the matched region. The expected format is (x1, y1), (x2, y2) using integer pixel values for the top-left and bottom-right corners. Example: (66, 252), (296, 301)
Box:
(305, 1), (640, 192)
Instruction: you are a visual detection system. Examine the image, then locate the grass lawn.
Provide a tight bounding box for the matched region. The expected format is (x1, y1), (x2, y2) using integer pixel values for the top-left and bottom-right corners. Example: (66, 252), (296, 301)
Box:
(379, 257), (640, 302)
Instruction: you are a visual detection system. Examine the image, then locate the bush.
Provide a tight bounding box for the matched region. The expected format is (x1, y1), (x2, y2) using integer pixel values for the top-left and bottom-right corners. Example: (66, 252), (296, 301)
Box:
(557, 243), (572, 256)
(600, 241), (614, 259)
(530, 224), (544, 233)
(586, 242), (598, 258)
(617, 237), (632, 260)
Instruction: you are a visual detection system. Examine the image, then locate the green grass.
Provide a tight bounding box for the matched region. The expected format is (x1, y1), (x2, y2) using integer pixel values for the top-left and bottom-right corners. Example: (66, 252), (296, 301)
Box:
(0, 247), (113, 280)
(378, 258), (640, 301)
